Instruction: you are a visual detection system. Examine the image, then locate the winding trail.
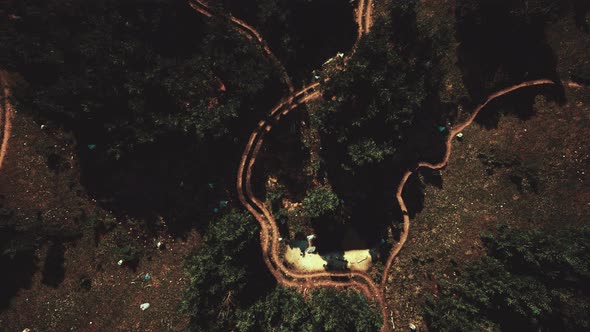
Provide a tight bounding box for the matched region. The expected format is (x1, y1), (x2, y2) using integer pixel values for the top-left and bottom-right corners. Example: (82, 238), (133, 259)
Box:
(0, 71), (14, 173)
(191, 1), (556, 331)
(379, 79), (555, 287)
(188, 0), (294, 93)
(0, 0), (561, 329)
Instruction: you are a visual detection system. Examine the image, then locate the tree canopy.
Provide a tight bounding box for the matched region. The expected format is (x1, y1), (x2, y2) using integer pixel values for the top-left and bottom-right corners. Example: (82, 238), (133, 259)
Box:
(424, 225), (590, 331)
(236, 287), (383, 332)
(183, 209), (383, 332)
(303, 186), (340, 219)
(0, 0), (285, 232)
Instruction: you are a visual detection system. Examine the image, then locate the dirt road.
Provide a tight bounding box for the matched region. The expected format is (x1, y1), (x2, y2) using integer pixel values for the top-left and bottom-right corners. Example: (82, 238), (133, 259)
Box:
(191, 2), (556, 332)
(0, 71), (14, 172)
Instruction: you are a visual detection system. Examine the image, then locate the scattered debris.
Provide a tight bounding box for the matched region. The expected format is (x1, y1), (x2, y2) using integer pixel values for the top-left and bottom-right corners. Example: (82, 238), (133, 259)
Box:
(117, 259), (124, 266)
(140, 303), (150, 311)
(144, 273), (151, 281)
(456, 132), (464, 139)
(323, 58), (335, 65)
(410, 323), (417, 331)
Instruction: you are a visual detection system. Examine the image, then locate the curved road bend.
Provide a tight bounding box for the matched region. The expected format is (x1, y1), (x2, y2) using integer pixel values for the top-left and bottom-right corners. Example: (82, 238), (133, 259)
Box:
(192, 1), (555, 331)
(0, 71), (14, 173)
(380, 79), (556, 287)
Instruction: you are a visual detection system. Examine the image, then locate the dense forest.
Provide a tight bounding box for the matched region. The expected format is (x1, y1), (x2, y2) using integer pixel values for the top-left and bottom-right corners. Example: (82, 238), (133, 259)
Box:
(0, 0), (588, 330)
(1, 0), (285, 235)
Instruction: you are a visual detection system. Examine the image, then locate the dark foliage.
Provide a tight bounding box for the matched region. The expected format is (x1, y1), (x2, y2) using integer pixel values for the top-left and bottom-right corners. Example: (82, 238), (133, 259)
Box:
(424, 226), (590, 331)
(1, 0), (283, 234)
(236, 287), (382, 332)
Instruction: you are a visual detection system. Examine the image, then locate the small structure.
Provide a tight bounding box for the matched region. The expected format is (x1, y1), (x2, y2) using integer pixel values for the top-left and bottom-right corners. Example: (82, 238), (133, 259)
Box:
(140, 303), (150, 311)
(456, 132), (464, 141)
(306, 234), (316, 248)
(306, 235), (317, 254)
(117, 259), (124, 266)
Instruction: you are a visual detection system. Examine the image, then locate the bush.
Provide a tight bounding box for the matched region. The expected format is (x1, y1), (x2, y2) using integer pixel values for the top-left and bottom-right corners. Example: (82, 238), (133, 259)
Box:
(424, 226), (590, 331)
(236, 287), (382, 332)
(302, 186), (340, 219)
(183, 210), (260, 332)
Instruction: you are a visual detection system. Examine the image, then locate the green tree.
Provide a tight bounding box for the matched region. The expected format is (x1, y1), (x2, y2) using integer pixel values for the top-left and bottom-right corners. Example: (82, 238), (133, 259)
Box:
(347, 139), (394, 167)
(183, 210), (260, 332)
(308, 288), (383, 332)
(236, 287), (382, 332)
(424, 226), (590, 331)
(236, 287), (314, 332)
(303, 186), (340, 219)
(0, 0), (283, 231)
(315, 0), (451, 178)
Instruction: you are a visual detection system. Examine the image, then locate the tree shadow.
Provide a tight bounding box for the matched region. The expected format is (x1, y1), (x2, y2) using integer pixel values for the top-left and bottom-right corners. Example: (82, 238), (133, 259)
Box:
(0, 208), (37, 310)
(259, 106), (311, 203)
(421, 168), (444, 190)
(573, 0), (590, 32)
(455, 0), (567, 129)
(315, 2), (450, 252)
(41, 241), (66, 288)
(0, 250), (37, 311)
(221, 0), (357, 83)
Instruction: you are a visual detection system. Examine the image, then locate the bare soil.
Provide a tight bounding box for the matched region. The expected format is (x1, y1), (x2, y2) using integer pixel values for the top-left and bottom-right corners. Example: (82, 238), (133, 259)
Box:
(0, 111), (199, 331)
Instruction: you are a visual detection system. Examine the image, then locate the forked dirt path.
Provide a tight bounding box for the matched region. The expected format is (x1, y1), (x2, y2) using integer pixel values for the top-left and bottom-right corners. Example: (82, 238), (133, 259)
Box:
(0, 71), (15, 173)
(0, 2), (557, 331)
(192, 2), (556, 331)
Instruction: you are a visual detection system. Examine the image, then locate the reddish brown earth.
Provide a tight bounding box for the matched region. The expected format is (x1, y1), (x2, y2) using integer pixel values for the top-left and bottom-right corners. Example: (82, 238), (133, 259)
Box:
(0, 75), (198, 331)
(191, 2), (556, 332)
(0, 1), (566, 331)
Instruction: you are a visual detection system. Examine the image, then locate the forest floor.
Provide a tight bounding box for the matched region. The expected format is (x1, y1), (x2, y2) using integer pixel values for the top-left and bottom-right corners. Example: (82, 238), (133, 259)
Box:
(0, 111), (198, 331)
(384, 83), (590, 330)
(379, 3), (590, 329)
